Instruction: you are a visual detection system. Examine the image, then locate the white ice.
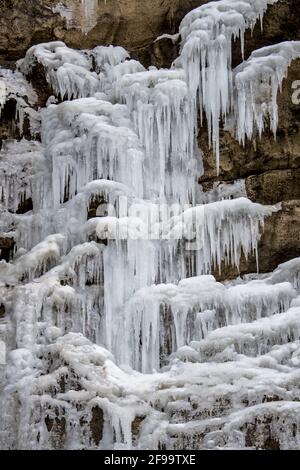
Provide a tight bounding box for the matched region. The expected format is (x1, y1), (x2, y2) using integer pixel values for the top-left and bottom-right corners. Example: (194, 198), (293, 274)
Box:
(1, 0), (299, 451)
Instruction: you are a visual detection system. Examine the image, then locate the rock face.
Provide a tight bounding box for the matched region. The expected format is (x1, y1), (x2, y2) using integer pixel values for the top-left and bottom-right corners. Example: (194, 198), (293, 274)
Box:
(1, 0), (298, 275)
(200, 58), (300, 189)
(203, 55), (300, 278)
(198, 0), (300, 275)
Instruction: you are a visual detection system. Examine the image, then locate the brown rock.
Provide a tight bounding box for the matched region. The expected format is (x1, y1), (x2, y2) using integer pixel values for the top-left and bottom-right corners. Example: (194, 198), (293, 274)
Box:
(132, 416), (145, 439)
(258, 200), (300, 272)
(16, 198), (33, 215)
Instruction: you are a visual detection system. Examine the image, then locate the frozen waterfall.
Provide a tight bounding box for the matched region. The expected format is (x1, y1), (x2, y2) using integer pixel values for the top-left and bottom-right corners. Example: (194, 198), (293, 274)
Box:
(1, 0), (300, 451)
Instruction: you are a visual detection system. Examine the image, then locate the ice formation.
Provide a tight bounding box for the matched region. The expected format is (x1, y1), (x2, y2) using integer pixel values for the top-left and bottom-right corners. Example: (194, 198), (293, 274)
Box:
(119, 276), (296, 373)
(114, 68), (198, 202)
(234, 41), (300, 144)
(42, 96), (145, 205)
(0, 68), (40, 136)
(1, 0), (300, 451)
(177, 0), (280, 172)
(18, 42), (100, 101)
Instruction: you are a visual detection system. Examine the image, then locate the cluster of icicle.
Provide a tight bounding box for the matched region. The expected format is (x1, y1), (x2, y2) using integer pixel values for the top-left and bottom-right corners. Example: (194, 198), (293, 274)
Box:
(234, 41), (300, 145)
(1, 0), (300, 451)
(0, 68), (40, 136)
(52, 0), (99, 34)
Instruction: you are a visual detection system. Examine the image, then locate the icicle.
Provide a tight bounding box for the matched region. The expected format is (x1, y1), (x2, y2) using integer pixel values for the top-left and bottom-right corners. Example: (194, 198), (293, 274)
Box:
(178, 0), (280, 173)
(2, 0), (299, 449)
(92, 45), (130, 73)
(18, 42), (98, 100)
(122, 275), (296, 372)
(53, 1), (99, 35)
(42, 97), (145, 204)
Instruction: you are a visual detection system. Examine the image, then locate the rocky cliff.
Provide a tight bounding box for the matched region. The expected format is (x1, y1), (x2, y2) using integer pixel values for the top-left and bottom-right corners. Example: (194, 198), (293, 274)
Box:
(1, 0), (300, 451)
